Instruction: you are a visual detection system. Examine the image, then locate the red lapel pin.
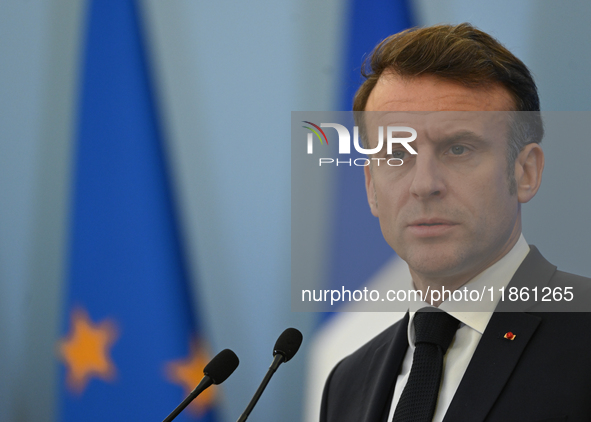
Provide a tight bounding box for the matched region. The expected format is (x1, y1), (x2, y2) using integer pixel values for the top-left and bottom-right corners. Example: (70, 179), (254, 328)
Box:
(504, 332), (516, 340)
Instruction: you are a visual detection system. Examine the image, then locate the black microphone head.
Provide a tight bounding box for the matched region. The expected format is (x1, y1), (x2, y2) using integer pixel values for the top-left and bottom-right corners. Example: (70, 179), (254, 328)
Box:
(273, 328), (303, 363)
(203, 349), (239, 385)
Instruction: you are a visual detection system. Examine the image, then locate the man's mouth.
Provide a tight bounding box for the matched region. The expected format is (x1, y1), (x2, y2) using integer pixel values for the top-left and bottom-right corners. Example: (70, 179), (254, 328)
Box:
(409, 219), (456, 226)
(407, 219), (458, 237)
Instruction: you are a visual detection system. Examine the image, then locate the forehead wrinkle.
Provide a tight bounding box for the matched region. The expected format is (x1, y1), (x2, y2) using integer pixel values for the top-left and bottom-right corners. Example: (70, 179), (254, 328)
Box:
(420, 112), (509, 145)
(430, 130), (489, 147)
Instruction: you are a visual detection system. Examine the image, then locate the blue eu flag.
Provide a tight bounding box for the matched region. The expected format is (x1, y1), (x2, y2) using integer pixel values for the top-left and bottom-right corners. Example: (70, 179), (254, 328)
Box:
(58, 1), (219, 420)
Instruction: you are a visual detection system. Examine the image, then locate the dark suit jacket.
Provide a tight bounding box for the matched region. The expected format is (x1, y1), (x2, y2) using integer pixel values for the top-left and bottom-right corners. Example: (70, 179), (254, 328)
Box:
(320, 246), (591, 422)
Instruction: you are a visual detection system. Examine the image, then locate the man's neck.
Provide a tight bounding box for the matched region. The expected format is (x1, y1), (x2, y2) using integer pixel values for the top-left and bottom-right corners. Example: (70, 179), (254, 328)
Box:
(410, 232), (523, 307)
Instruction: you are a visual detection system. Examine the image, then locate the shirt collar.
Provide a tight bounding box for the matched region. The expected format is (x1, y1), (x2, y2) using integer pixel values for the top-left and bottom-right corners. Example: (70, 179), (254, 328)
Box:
(407, 234), (530, 345)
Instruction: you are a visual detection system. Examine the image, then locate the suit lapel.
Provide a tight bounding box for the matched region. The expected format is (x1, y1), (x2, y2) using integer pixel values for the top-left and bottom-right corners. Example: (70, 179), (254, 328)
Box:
(360, 312), (409, 422)
(442, 312), (541, 422)
(443, 245), (554, 422)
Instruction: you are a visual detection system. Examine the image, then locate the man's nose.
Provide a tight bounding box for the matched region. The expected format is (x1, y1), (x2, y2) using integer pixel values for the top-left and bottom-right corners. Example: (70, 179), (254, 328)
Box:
(408, 152), (447, 199)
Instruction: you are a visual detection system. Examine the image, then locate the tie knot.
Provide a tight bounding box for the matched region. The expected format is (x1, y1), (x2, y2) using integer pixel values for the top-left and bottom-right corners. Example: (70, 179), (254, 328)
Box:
(413, 308), (459, 351)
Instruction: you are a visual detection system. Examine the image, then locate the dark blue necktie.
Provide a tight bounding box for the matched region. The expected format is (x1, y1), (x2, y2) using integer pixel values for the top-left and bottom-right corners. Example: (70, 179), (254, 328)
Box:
(392, 308), (460, 422)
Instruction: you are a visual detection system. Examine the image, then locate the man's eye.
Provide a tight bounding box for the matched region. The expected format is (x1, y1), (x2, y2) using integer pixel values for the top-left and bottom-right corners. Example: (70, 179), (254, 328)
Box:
(391, 150), (406, 159)
(450, 145), (465, 155)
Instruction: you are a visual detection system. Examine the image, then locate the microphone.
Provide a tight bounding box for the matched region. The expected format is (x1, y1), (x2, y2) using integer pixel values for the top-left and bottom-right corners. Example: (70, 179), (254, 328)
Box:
(236, 328), (303, 422)
(163, 348), (239, 422)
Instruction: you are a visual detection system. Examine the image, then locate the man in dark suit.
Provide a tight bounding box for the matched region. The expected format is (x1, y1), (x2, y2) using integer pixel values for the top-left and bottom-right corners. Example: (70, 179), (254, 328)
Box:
(320, 23), (591, 422)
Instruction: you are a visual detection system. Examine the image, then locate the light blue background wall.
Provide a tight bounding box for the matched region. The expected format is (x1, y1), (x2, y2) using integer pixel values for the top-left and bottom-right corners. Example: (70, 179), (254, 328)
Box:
(1, 1), (591, 421)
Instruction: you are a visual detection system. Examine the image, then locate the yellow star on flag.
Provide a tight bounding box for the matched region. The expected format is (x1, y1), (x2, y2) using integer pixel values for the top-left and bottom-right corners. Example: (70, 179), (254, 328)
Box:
(58, 307), (118, 394)
(165, 340), (216, 415)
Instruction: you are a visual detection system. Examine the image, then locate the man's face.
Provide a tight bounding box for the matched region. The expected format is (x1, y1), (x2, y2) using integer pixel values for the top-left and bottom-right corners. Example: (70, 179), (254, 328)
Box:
(364, 73), (525, 286)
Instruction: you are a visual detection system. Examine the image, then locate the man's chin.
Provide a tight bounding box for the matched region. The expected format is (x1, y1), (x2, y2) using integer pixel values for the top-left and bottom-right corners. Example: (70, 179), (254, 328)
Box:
(402, 246), (470, 280)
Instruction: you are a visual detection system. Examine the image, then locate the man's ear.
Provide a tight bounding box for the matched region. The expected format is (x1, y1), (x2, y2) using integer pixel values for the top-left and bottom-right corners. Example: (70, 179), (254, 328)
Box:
(364, 165), (379, 216)
(515, 143), (544, 203)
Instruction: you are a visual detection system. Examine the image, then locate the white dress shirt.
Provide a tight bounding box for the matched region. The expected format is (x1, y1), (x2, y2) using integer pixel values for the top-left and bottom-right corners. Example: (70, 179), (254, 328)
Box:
(387, 234), (531, 422)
